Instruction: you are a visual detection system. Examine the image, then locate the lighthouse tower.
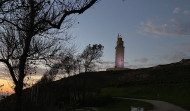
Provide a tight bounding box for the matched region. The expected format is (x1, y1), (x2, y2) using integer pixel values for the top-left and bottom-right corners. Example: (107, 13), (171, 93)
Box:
(115, 34), (125, 68)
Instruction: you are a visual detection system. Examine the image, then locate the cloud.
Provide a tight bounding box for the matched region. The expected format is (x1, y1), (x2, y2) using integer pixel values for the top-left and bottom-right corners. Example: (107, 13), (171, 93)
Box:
(157, 42), (190, 64)
(184, 10), (190, 15)
(159, 51), (190, 62)
(172, 7), (190, 15)
(0, 68), (9, 79)
(0, 65), (47, 81)
(173, 7), (180, 14)
(99, 61), (129, 70)
(139, 19), (190, 36)
(133, 58), (148, 63)
(99, 61), (153, 70)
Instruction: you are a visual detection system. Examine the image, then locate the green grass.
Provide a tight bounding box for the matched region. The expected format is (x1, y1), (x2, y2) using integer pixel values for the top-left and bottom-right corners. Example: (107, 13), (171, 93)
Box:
(98, 98), (153, 111)
(101, 84), (190, 110)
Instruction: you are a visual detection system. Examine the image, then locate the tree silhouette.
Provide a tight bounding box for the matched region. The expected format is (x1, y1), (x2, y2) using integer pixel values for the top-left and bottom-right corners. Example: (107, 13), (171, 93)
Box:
(0, 0), (98, 111)
(81, 44), (104, 72)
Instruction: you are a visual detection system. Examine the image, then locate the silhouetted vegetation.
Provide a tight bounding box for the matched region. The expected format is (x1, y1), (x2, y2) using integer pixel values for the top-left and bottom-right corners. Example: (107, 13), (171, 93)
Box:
(0, 59), (190, 111)
(0, 0), (98, 111)
(81, 44), (104, 72)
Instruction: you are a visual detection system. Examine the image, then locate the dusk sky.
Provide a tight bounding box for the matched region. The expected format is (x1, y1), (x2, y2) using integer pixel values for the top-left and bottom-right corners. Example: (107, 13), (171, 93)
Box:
(1, 0), (190, 93)
(73, 0), (190, 68)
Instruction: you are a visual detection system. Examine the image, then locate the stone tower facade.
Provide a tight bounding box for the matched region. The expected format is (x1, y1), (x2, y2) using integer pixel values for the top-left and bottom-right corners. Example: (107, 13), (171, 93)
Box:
(115, 34), (125, 68)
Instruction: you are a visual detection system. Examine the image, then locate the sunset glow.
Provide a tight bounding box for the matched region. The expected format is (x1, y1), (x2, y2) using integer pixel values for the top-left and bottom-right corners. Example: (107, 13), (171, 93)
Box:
(0, 79), (14, 93)
(0, 74), (44, 94)
(0, 0), (189, 110)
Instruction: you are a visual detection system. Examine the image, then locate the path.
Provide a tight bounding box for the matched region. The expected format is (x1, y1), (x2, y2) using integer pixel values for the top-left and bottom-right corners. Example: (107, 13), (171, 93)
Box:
(75, 107), (98, 111)
(114, 97), (188, 111)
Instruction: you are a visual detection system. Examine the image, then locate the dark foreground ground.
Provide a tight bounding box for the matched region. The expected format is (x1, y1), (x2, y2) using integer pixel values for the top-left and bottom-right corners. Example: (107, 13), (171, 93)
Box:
(0, 59), (190, 111)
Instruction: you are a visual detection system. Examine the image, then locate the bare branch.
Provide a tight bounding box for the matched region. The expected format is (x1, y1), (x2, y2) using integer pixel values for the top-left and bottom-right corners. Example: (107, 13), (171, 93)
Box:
(0, 59), (18, 85)
(36, 0), (98, 29)
(0, 0), (9, 7)
(81, 44), (104, 72)
(0, 0), (99, 110)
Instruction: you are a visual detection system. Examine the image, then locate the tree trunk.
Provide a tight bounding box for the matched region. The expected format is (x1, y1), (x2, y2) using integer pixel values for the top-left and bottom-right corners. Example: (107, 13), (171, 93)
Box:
(14, 80), (24, 111)
(14, 31), (33, 111)
(82, 74), (86, 104)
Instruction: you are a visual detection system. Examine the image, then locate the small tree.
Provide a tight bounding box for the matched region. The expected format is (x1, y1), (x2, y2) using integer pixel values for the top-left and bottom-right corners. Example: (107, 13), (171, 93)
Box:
(37, 63), (61, 84)
(76, 55), (83, 73)
(81, 44), (104, 72)
(61, 53), (76, 76)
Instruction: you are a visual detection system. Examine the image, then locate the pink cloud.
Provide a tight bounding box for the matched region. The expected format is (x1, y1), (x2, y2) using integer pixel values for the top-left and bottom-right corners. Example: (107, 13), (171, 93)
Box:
(139, 19), (190, 36)
(133, 58), (148, 63)
(173, 7), (180, 14)
(159, 51), (190, 62)
(184, 10), (190, 15)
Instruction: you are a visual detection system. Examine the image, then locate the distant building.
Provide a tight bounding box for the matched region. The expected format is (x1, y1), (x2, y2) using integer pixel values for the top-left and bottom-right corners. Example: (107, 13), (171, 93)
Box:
(107, 34), (129, 71)
(115, 34), (125, 68)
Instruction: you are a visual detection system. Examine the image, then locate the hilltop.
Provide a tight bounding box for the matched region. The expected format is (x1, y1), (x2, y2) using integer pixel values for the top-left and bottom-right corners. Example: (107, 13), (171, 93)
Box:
(0, 59), (190, 111)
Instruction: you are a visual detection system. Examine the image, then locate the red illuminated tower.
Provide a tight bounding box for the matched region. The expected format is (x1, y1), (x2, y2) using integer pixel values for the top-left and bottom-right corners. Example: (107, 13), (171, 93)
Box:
(115, 34), (125, 68)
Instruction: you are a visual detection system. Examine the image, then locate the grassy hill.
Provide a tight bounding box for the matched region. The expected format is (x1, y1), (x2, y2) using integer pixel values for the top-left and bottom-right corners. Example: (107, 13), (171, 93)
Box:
(0, 59), (190, 111)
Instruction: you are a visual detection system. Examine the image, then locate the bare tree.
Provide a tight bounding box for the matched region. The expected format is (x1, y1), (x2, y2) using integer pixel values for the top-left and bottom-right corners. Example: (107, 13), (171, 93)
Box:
(0, 0), (98, 111)
(37, 63), (61, 84)
(76, 55), (83, 73)
(81, 44), (104, 72)
(38, 44), (79, 83)
(0, 0), (9, 7)
(61, 54), (75, 75)
(78, 44), (104, 103)
(0, 24), (63, 110)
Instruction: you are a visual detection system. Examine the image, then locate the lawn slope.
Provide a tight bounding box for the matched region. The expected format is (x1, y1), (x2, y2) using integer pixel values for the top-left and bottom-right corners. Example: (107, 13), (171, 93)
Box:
(0, 59), (190, 111)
